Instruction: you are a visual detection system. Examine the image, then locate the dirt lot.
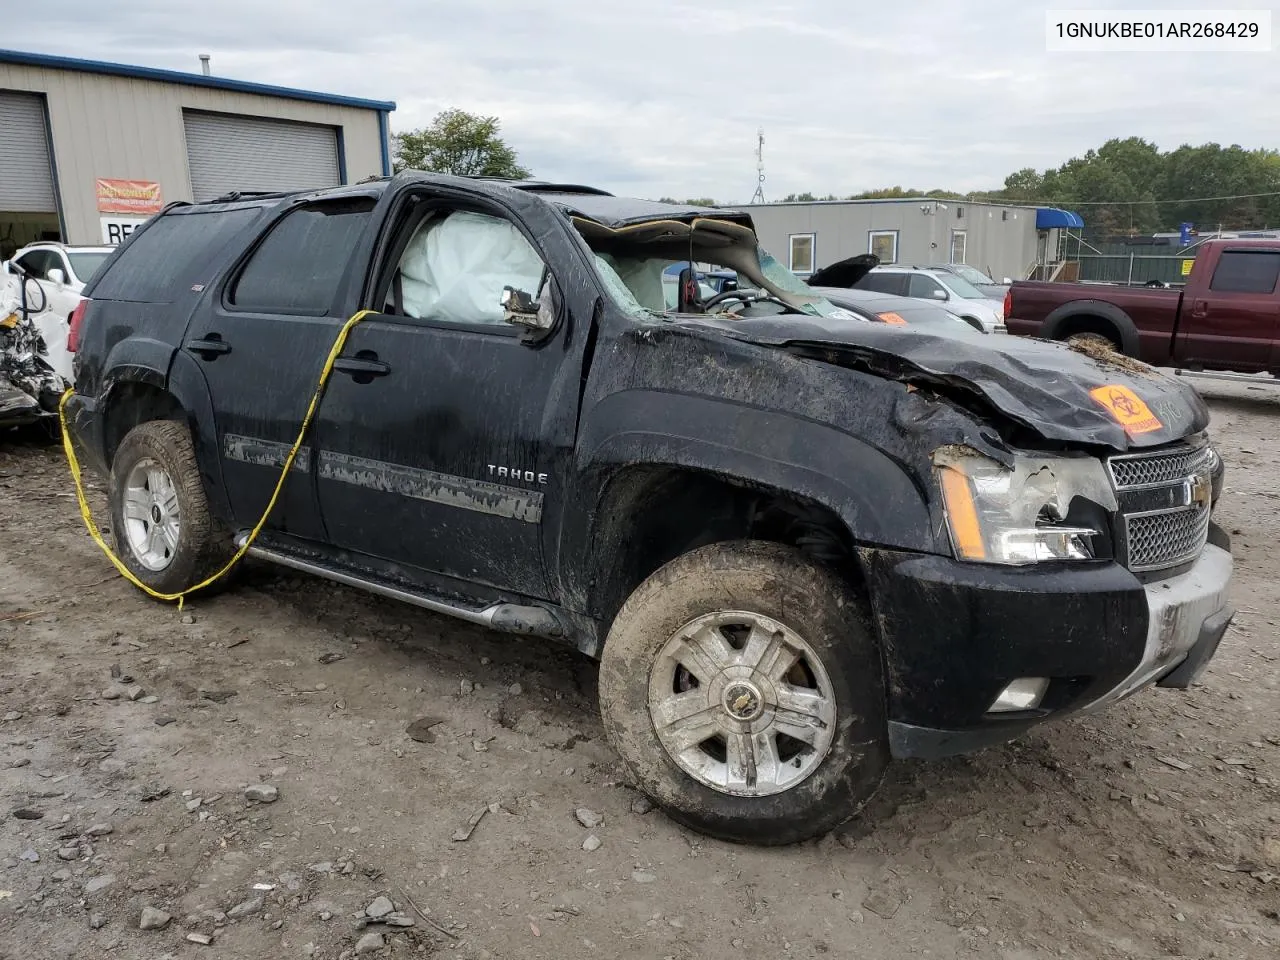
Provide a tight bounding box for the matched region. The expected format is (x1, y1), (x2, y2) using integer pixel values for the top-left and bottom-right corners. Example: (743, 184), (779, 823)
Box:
(1, 380), (1278, 960)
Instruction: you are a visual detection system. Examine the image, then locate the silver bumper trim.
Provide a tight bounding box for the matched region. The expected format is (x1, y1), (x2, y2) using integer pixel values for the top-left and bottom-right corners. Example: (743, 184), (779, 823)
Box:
(1080, 543), (1232, 713)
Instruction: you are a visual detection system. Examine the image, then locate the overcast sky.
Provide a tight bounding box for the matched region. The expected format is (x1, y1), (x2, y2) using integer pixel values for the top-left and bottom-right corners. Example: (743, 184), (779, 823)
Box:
(8, 1), (1280, 203)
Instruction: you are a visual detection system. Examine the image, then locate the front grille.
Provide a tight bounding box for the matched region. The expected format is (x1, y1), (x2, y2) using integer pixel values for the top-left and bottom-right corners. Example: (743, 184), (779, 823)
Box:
(1125, 508), (1212, 570)
(1108, 446), (1212, 488)
(1109, 444), (1213, 573)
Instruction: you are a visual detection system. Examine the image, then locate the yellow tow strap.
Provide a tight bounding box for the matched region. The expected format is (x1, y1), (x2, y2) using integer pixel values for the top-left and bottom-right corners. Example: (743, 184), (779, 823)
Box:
(59, 309), (376, 610)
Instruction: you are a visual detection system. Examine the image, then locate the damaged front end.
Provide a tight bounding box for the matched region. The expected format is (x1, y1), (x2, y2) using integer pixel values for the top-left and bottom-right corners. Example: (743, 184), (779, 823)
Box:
(1, 273), (68, 430)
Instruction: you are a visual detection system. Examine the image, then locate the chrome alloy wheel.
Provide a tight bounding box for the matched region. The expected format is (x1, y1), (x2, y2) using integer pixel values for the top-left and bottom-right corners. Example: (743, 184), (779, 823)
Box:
(647, 610), (837, 797)
(120, 458), (181, 571)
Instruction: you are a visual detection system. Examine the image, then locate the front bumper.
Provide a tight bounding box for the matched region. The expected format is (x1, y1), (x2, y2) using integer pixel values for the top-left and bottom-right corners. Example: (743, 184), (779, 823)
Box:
(861, 540), (1233, 760)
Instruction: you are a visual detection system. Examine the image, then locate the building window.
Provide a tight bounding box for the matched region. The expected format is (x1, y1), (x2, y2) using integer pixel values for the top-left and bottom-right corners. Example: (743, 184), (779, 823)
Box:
(950, 230), (967, 264)
(789, 234), (815, 274)
(868, 230), (898, 264)
(956, 206), (965, 220)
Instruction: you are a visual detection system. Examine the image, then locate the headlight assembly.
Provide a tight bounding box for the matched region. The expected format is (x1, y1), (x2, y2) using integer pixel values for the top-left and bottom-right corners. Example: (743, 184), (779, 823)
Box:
(934, 446), (1117, 565)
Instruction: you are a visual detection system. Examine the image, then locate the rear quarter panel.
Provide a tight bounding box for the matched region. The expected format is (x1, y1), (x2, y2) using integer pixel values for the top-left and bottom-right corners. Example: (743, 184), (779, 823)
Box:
(1007, 281), (1181, 364)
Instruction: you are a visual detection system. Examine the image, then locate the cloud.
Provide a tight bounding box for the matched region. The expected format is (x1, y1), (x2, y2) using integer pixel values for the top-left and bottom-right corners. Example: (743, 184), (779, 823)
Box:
(7, 0), (1278, 202)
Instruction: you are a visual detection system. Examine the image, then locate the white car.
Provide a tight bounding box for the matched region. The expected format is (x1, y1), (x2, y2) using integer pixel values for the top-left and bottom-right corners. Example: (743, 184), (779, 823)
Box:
(2, 243), (111, 382)
(853, 266), (1007, 334)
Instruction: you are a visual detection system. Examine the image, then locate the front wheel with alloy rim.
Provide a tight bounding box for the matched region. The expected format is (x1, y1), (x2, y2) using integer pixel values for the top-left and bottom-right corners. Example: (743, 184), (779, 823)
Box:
(598, 540), (888, 844)
(108, 420), (231, 596)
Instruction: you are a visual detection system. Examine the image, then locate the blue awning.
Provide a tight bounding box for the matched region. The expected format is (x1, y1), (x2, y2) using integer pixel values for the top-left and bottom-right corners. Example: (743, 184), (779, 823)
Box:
(1036, 208), (1085, 229)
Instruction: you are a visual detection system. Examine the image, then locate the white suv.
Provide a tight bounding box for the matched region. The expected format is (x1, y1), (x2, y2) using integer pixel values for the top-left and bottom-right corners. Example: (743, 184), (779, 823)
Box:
(854, 266), (1007, 334)
(6, 243), (112, 319)
(2, 243), (111, 382)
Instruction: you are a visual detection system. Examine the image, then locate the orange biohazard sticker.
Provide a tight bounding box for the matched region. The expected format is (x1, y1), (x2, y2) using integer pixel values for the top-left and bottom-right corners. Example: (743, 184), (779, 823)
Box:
(1089, 384), (1163, 435)
(877, 311), (908, 325)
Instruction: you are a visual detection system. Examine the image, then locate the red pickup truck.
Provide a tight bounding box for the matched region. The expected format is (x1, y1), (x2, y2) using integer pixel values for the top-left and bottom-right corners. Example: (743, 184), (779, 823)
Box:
(1005, 238), (1280, 374)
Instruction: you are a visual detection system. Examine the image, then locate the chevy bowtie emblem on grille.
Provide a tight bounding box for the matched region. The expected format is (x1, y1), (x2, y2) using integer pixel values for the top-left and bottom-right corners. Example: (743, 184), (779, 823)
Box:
(1188, 473), (1211, 509)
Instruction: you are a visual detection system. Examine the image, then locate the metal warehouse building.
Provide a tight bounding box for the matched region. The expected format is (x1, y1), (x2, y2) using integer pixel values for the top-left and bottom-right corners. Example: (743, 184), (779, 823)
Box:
(0, 49), (395, 256)
(746, 198), (1084, 284)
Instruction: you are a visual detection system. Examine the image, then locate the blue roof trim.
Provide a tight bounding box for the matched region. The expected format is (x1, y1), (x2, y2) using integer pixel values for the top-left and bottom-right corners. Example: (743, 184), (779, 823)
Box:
(0, 48), (396, 112)
(1036, 207), (1085, 229)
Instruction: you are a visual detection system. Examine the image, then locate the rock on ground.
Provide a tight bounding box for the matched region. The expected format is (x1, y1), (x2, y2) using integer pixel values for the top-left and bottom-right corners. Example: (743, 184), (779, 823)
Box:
(139, 906), (171, 930)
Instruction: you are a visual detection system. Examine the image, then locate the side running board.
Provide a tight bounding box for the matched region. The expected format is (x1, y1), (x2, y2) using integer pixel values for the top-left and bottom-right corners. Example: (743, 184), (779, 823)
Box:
(234, 536), (563, 638)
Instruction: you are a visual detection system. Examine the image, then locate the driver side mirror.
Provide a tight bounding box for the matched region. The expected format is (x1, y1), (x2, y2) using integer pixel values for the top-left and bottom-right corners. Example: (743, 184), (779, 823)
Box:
(501, 286), (550, 330)
(929, 288), (948, 301)
(1001, 277), (1012, 285)
(47, 267), (67, 286)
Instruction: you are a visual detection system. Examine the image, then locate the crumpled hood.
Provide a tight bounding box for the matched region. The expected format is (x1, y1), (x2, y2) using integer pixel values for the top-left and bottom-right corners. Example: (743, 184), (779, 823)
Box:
(673, 314), (1209, 450)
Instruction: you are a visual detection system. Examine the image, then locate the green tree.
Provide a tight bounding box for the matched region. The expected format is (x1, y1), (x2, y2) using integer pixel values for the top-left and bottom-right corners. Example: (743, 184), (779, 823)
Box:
(394, 109), (530, 178)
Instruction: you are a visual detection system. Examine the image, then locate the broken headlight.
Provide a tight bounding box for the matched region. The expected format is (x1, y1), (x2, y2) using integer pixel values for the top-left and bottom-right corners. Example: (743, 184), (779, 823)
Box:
(934, 447), (1116, 565)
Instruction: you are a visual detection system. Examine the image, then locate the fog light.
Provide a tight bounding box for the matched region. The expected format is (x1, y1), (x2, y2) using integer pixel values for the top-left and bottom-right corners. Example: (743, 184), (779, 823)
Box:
(988, 677), (1050, 712)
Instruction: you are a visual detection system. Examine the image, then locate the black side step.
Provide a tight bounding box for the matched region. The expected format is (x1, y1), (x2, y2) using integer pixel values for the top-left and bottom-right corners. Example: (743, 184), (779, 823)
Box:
(234, 535), (563, 638)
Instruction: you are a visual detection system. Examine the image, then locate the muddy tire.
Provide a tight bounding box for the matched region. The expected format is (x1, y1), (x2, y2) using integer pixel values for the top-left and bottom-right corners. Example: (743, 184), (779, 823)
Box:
(108, 420), (232, 596)
(599, 540), (888, 844)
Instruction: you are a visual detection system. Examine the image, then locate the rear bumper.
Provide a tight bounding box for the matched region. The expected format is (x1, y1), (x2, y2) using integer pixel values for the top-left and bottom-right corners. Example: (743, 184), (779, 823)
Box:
(62, 391), (109, 476)
(862, 540), (1233, 760)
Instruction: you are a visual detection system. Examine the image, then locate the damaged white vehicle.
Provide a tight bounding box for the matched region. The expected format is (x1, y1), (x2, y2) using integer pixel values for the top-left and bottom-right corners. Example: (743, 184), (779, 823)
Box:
(0, 268), (69, 430)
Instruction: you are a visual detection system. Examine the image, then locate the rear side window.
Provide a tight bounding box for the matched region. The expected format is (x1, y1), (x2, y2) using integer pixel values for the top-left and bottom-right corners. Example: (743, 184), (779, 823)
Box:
(857, 273), (905, 295)
(1209, 250), (1280, 294)
(230, 199), (375, 315)
(89, 208), (258, 302)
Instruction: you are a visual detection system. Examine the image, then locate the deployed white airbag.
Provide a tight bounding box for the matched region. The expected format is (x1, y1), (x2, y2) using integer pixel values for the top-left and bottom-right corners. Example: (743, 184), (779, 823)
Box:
(399, 211), (545, 325)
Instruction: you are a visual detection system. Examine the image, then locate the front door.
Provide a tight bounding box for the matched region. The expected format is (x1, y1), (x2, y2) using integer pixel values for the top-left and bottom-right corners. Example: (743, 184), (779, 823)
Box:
(309, 202), (575, 600)
(1177, 247), (1280, 372)
(185, 195), (378, 540)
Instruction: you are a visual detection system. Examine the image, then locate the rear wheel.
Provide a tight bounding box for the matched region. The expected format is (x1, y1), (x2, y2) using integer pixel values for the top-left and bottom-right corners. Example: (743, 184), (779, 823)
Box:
(108, 420), (232, 596)
(599, 540), (888, 844)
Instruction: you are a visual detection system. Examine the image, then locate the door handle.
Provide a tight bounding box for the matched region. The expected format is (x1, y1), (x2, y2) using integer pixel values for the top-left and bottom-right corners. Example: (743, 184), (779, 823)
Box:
(186, 335), (232, 359)
(333, 352), (390, 382)
(1191, 300), (1208, 318)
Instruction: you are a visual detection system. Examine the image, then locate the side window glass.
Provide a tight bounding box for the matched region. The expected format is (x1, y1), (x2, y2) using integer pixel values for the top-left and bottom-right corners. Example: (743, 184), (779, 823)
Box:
(909, 275), (942, 298)
(1209, 251), (1280, 294)
(16, 250), (51, 279)
(858, 273), (891, 294)
(231, 199), (374, 314)
(396, 210), (546, 326)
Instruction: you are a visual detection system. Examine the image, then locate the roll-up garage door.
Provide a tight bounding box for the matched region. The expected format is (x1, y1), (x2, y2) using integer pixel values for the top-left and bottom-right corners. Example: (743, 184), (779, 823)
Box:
(183, 110), (341, 201)
(0, 91), (56, 212)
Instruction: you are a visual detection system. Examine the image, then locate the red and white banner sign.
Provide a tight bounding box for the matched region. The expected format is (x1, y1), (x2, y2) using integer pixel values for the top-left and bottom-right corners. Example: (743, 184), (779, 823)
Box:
(95, 178), (163, 216)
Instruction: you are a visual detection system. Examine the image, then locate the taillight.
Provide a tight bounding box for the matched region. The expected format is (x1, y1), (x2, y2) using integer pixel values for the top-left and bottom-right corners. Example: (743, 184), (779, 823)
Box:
(68, 299), (87, 353)
(1002, 289), (1011, 320)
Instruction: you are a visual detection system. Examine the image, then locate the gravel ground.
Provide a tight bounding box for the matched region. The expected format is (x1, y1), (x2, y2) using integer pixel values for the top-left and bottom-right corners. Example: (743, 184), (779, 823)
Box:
(1, 379), (1277, 960)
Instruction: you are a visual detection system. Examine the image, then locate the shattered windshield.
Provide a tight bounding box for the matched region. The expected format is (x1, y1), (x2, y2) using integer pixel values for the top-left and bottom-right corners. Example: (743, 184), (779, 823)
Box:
(575, 216), (851, 321)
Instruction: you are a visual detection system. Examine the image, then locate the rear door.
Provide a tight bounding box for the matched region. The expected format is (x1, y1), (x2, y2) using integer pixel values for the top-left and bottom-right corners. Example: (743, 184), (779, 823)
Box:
(1178, 248), (1280, 372)
(186, 195), (377, 541)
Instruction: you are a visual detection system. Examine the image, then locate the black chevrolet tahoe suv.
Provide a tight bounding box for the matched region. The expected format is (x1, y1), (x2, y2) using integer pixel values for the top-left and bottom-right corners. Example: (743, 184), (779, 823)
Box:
(64, 173), (1234, 844)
